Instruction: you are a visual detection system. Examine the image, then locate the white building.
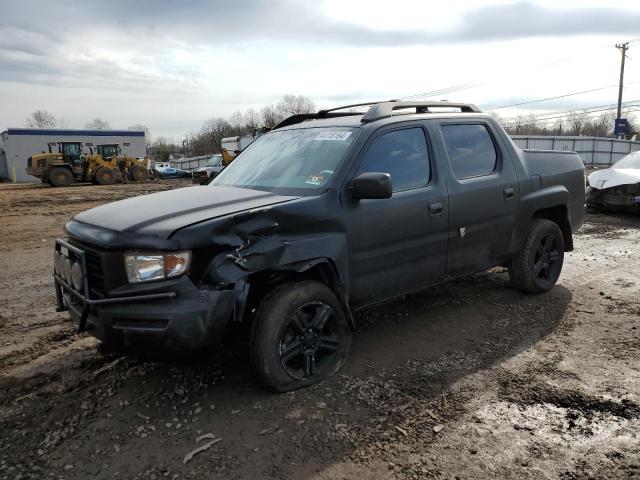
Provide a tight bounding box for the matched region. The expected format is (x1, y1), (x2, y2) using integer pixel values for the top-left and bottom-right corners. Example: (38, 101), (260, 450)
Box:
(0, 128), (146, 182)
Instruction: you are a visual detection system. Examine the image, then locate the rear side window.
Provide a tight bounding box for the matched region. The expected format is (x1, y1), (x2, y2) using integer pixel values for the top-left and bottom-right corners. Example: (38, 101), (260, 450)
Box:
(356, 128), (429, 192)
(441, 124), (497, 179)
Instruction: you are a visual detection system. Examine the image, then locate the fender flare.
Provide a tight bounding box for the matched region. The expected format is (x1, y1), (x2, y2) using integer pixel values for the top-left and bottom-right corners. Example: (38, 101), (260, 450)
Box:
(260, 257), (356, 330)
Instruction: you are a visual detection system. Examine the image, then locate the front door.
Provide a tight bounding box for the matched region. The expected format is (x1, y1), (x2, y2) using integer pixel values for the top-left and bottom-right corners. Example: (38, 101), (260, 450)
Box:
(342, 124), (449, 307)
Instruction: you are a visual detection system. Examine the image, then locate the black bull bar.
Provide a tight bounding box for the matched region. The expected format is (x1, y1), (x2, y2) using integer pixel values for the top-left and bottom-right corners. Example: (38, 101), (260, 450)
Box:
(53, 239), (176, 332)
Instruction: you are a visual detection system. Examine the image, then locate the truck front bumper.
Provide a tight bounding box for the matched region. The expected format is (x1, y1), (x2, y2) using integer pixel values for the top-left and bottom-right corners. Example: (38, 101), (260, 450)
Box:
(54, 239), (237, 350)
(192, 173), (210, 185)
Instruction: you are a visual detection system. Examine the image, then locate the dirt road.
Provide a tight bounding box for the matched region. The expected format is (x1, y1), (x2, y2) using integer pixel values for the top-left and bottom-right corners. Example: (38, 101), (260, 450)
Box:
(0, 182), (639, 479)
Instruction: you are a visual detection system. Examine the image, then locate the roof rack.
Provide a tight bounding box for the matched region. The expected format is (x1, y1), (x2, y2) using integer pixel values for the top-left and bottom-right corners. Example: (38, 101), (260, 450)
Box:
(271, 101), (391, 130)
(271, 100), (481, 130)
(361, 101), (481, 123)
(316, 100), (398, 117)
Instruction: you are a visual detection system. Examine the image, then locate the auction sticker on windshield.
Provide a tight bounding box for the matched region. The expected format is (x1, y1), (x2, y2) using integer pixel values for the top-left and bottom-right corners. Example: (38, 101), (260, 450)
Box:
(305, 174), (325, 186)
(314, 131), (352, 141)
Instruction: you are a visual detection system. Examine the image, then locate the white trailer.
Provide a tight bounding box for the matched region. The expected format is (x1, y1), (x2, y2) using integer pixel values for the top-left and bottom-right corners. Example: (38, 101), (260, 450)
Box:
(221, 135), (257, 155)
(0, 128), (146, 183)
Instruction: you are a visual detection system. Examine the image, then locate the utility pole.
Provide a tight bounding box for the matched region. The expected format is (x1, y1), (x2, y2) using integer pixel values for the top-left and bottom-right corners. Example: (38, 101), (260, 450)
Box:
(615, 42), (629, 138)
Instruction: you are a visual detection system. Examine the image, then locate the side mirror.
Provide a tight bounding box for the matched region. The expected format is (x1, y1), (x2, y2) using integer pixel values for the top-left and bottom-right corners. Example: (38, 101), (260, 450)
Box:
(350, 172), (392, 199)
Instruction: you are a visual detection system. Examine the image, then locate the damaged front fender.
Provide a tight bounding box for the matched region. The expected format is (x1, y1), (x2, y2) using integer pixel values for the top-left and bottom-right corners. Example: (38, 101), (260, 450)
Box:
(170, 197), (353, 324)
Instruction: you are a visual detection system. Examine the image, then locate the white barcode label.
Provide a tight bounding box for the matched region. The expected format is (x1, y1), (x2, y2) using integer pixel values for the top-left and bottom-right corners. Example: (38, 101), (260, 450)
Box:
(314, 131), (352, 141)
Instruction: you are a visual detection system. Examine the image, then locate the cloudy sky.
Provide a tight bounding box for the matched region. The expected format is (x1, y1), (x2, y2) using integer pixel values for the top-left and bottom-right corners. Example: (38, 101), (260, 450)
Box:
(1, 0), (639, 137)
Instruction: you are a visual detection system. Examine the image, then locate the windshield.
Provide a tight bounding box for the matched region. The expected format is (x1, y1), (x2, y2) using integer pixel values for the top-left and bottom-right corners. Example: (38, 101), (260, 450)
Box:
(206, 155), (222, 167)
(613, 151), (640, 170)
(211, 127), (358, 193)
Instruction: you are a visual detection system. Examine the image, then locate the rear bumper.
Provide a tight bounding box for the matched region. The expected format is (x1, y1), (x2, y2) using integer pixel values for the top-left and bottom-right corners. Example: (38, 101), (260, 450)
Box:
(54, 239), (237, 350)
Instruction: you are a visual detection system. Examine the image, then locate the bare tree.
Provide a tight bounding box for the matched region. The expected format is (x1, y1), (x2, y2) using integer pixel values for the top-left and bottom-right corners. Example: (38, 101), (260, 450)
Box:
(228, 110), (245, 136)
(583, 114), (613, 137)
(25, 110), (60, 128)
(149, 136), (180, 162)
(85, 118), (111, 130)
(128, 124), (152, 145)
(258, 95), (316, 128)
(244, 108), (261, 133)
(276, 94), (316, 117)
(523, 113), (539, 135)
(621, 109), (638, 139)
(511, 115), (525, 134)
(261, 104), (284, 129)
(187, 117), (232, 155)
(567, 112), (588, 136)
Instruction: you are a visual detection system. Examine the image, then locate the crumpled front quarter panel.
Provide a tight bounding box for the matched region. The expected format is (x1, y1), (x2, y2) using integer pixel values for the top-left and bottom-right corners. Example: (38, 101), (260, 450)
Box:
(171, 192), (349, 287)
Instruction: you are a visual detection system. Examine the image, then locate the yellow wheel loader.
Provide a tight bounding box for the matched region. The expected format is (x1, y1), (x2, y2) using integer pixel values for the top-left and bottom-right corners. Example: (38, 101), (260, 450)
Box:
(95, 144), (150, 182)
(25, 142), (151, 187)
(25, 141), (102, 187)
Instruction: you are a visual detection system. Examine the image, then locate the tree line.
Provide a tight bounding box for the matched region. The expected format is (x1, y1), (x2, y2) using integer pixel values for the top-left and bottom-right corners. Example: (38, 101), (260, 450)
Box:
(496, 110), (638, 138)
(25, 95), (639, 163)
(23, 94), (316, 161)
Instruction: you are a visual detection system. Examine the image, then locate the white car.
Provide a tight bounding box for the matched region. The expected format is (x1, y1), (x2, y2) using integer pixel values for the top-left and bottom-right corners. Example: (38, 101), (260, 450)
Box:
(587, 151), (640, 213)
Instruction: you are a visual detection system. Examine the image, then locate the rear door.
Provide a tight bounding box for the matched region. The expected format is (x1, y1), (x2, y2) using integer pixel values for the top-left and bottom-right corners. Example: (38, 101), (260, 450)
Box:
(342, 124), (449, 306)
(433, 121), (519, 277)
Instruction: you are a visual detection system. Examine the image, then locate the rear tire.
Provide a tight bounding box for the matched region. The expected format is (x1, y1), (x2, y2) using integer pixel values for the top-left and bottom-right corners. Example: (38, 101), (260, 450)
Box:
(48, 167), (73, 187)
(250, 281), (351, 392)
(130, 165), (148, 182)
(509, 219), (564, 294)
(94, 167), (116, 185)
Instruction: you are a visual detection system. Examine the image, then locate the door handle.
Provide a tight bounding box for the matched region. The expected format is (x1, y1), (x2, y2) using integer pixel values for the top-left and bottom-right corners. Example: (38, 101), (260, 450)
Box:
(503, 187), (514, 199)
(429, 202), (443, 215)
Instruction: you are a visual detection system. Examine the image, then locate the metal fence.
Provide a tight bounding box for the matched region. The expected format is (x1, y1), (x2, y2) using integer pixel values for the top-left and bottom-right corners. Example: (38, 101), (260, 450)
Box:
(170, 155), (212, 170)
(169, 136), (640, 170)
(511, 135), (640, 165)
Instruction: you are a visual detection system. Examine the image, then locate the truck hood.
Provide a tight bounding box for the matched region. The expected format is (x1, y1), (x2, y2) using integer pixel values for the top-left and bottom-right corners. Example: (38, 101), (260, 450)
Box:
(72, 185), (298, 239)
(588, 167), (640, 190)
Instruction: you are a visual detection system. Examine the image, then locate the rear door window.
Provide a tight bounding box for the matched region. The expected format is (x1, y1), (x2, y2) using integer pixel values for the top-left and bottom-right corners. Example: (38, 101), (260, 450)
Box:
(441, 124), (497, 179)
(356, 128), (430, 192)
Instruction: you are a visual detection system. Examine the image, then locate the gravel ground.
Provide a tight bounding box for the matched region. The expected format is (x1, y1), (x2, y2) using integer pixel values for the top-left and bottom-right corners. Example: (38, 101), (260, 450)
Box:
(0, 181), (638, 480)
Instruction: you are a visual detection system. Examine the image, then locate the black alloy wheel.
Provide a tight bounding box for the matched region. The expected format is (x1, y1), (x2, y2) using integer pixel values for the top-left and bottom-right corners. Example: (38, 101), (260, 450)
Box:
(534, 233), (562, 284)
(509, 218), (565, 294)
(250, 280), (351, 391)
(279, 301), (340, 380)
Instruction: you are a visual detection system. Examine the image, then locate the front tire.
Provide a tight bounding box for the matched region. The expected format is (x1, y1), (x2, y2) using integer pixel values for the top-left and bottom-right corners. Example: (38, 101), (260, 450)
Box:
(250, 281), (351, 392)
(94, 167), (116, 185)
(509, 219), (564, 294)
(130, 165), (148, 182)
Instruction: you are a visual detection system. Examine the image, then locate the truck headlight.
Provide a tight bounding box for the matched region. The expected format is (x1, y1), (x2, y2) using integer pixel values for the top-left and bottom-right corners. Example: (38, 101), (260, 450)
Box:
(124, 251), (191, 283)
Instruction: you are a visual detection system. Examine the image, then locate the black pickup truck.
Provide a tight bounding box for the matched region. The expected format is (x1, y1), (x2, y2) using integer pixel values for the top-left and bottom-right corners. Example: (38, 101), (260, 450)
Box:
(54, 101), (586, 391)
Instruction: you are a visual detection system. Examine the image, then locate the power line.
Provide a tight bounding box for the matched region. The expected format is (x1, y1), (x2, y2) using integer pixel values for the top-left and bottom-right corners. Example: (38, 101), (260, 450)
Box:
(499, 103), (640, 125)
(482, 84), (635, 110)
(500, 108), (636, 126)
(502, 105), (640, 129)
(400, 83), (479, 101)
(499, 99), (640, 124)
(500, 106), (640, 127)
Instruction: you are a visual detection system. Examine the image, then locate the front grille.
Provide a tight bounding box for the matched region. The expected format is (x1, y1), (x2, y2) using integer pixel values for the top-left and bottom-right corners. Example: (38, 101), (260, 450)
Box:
(68, 239), (110, 298)
(84, 249), (105, 297)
